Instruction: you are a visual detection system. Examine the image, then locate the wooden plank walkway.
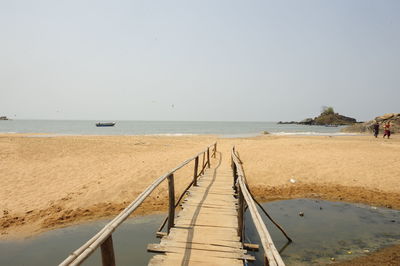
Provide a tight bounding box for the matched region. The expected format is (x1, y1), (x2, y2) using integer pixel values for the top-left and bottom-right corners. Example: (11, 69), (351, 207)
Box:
(148, 157), (252, 265)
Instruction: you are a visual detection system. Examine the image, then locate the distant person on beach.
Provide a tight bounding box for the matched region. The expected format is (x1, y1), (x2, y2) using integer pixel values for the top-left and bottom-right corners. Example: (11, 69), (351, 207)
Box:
(383, 122), (391, 139)
(373, 122), (379, 138)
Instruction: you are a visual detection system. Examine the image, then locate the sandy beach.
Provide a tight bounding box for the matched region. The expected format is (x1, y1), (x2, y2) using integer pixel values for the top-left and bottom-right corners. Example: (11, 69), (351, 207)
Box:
(1, 133), (399, 263)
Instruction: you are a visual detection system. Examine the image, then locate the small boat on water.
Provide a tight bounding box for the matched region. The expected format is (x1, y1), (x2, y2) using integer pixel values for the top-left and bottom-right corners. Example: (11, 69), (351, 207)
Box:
(96, 122), (116, 127)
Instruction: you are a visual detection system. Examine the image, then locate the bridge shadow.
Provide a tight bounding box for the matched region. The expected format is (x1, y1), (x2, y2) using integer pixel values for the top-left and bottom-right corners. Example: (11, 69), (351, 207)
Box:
(178, 151), (223, 266)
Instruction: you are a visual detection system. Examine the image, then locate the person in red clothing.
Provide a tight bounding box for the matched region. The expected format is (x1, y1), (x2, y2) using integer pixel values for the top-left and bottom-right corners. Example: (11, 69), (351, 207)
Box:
(383, 122), (391, 139)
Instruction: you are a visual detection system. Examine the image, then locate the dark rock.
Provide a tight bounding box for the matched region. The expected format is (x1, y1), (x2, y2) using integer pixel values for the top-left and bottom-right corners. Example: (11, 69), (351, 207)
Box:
(342, 113), (400, 133)
(278, 108), (357, 126)
(313, 113), (356, 126)
(298, 118), (314, 125)
(277, 121), (298, 124)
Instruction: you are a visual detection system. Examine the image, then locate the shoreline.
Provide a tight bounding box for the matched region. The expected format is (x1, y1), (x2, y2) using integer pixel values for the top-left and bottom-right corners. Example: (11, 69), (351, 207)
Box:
(2, 182), (399, 240)
(0, 119), (367, 137)
(2, 183), (399, 240)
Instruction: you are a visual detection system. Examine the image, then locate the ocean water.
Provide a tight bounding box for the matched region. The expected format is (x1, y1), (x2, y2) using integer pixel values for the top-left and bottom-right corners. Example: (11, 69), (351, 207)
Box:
(0, 120), (355, 137)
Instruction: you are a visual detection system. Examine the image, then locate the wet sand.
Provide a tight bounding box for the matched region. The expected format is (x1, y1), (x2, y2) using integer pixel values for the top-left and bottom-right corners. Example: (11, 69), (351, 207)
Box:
(1, 133), (399, 264)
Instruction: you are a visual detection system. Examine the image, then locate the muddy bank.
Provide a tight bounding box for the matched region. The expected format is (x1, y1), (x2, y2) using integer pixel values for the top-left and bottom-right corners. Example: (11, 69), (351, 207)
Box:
(335, 244), (400, 265)
(253, 184), (400, 210)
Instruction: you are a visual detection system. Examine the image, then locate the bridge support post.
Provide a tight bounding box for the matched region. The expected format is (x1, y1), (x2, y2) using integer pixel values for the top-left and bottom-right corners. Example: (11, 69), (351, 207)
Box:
(232, 159), (238, 193)
(238, 186), (245, 241)
(193, 156), (199, 186)
(213, 143), (217, 158)
(207, 147), (210, 168)
(167, 174), (175, 233)
(201, 153), (205, 174)
(100, 235), (116, 266)
(264, 255), (270, 266)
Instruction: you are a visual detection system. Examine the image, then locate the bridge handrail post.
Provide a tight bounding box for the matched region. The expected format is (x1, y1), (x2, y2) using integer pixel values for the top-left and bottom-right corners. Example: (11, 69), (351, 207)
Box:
(231, 147), (285, 266)
(100, 235), (116, 266)
(167, 174), (175, 233)
(231, 157), (238, 193)
(201, 152), (205, 174)
(207, 147), (210, 168)
(238, 185), (244, 241)
(264, 254), (269, 266)
(193, 156), (199, 186)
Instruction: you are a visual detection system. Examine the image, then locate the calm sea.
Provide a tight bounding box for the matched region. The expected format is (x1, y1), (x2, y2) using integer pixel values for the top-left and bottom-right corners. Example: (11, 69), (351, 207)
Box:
(0, 120), (354, 137)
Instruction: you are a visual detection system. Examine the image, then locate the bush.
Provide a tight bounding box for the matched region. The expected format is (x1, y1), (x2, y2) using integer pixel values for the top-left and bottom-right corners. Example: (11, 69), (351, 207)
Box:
(321, 106), (334, 115)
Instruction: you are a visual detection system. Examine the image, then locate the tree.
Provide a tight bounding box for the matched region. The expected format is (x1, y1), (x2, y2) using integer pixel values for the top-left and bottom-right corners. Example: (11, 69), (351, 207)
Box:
(321, 106), (334, 115)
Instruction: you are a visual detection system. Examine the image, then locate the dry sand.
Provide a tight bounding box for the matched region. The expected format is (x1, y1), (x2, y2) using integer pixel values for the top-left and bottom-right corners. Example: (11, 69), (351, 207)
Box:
(1, 133), (399, 263)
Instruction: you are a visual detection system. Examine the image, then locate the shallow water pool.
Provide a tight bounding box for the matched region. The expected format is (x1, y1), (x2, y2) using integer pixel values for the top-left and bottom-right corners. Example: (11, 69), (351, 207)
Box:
(246, 199), (400, 265)
(1, 199), (399, 265)
(0, 214), (163, 265)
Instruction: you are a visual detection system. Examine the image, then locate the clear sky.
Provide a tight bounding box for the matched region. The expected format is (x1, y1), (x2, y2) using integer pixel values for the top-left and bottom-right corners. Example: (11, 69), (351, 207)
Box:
(1, 0), (399, 121)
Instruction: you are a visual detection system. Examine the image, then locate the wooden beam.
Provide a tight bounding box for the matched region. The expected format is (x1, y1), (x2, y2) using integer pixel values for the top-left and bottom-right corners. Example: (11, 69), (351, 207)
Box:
(100, 235), (116, 266)
(156, 232), (168, 238)
(201, 152), (205, 174)
(238, 187), (244, 242)
(147, 244), (255, 261)
(243, 243), (259, 251)
(167, 174), (175, 233)
(207, 147), (210, 168)
(213, 143), (217, 158)
(193, 156), (199, 186)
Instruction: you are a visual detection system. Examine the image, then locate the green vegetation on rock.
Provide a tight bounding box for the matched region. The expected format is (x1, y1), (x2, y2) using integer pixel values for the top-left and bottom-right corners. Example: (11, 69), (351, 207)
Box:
(321, 106), (335, 115)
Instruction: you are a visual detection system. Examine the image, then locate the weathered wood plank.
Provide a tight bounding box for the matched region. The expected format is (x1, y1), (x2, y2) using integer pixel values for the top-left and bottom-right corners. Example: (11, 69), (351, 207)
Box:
(148, 242), (245, 254)
(244, 243), (260, 251)
(148, 244), (255, 261)
(167, 174), (175, 233)
(161, 238), (243, 249)
(149, 254), (243, 266)
(148, 163), (247, 265)
(100, 235), (116, 266)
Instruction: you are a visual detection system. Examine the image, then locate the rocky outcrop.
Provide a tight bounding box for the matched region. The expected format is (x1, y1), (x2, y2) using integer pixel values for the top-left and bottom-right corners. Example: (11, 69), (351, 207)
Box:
(278, 112), (357, 126)
(342, 113), (400, 133)
(0, 116), (9, 120)
(277, 121), (298, 125)
(298, 118), (314, 125)
(312, 113), (357, 126)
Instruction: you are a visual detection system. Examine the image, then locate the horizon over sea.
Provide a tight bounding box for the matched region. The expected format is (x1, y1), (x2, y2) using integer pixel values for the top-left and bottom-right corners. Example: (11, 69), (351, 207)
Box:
(0, 119), (358, 137)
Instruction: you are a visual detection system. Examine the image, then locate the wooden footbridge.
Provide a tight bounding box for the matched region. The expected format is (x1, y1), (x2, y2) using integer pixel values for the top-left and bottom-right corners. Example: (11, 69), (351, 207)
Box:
(60, 143), (286, 266)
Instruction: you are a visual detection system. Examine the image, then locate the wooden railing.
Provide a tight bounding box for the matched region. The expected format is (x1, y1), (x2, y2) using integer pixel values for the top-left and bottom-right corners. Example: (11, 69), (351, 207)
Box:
(59, 142), (217, 266)
(231, 147), (285, 266)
